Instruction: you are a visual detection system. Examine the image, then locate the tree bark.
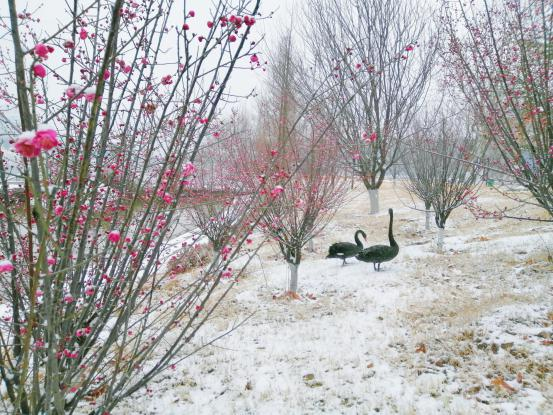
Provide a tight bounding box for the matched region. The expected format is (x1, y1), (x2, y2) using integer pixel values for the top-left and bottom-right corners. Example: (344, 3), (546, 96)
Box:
(425, 209), (432, 231)
(288, 262), (299, 293)
(307, 239), (314, 252)
(436, 227), (445, 252)
(368, 189), (379, 214)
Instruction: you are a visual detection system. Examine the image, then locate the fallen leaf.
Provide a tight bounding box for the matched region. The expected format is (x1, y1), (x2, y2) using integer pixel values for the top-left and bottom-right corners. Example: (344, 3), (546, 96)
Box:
(491, 376), (517, 394)
(367, 363), (374, 369)
(415, 343), (427, 353)
(84, 384), (107, 401)
(541, 340), (553, 346)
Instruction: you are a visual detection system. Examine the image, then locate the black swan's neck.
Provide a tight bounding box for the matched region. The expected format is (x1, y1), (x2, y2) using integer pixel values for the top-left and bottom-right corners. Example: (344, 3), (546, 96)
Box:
(388, 213), (398, 248)
(354, 230), (364, 248)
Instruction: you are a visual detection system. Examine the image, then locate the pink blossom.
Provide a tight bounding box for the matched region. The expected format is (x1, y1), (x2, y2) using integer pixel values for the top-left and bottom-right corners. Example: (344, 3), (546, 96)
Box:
(83, 87), (97, 102)
(66, 85), (80, 99)
(244, 16), (256, 27)
(14, 133), (41, 158)
(250, 54), (259, 63)
(182, 162), (196, 177)
(162, 193), (173, 204)
(34, 43), (53, 59)
(182, 23), (190, 31)
(54, 205), (64, 216)
(270, 185), (284, 198)
(363, 131), (377, 143)
(33, 64), (46, 78)
(79, 28), (88, 40)
(0, 260), (14, 273)
(549, 145), (553, 157)
(103, 70), (111, 80)
(207, 21), (214, 28)
(161, 75), (173, 85)
(188, 10), (195, 17)
(405, 44), (414, 52)
(108, 230), (121, 243)
(229, 34), (237, 42)
(63, 40), (75, 49)
(34, 126), (60, 150)
(84, 286), (95, 296)
(63, 294), (74, 304)
(47, 256), (56, 265)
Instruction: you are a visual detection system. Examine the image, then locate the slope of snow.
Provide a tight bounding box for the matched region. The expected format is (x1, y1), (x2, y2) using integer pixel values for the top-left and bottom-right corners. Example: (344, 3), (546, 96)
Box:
(97, 183), (553, 414)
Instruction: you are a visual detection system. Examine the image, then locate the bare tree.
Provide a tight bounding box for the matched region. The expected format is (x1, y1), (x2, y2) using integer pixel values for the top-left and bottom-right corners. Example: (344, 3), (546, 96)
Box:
(188, 134), (256, 255)
(303, 0), (437, 214)
(409, 115), (485, 251)
(255, 30), (303, 149)
(257, 121), (347, 295)
(442, 0), (552, 217)
(402, 131), (437, 231)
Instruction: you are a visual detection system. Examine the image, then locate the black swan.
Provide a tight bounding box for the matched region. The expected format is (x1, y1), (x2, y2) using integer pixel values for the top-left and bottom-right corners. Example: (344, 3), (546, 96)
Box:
(356, 208), (399, 271)
(326, 229), (367, 265)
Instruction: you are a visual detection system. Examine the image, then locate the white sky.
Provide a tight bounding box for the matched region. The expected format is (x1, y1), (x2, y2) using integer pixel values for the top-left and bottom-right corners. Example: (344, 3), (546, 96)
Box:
(0, 0), (302, 128)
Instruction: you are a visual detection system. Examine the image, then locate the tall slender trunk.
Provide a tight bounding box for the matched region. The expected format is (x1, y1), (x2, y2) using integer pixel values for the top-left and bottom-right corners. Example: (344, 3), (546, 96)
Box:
(368, 189), (379, 214)
(425, 203), (432, 231)
(425, 210), (431, 231)
(436, 227), (445, 252)
(307, 239), (314, 252)
(288, 262), (299, 293)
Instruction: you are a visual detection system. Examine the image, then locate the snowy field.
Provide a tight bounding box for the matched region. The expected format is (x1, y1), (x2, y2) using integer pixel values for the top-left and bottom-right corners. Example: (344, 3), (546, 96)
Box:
(109, 182), (553, 414)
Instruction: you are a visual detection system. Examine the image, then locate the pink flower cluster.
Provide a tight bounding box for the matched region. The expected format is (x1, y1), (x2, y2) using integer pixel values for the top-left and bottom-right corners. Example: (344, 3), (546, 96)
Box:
(13, 126), (60, 158)
(34, 43), (54, 59)
(66, 86), (99, 103)
(270, 185), (284, 198)
(0, 260), (14, 273)
(33, 43), (55, 79)
(362, 131), (377, 143)
(182, 162), (196, 177)
(108, 230), (121, 243)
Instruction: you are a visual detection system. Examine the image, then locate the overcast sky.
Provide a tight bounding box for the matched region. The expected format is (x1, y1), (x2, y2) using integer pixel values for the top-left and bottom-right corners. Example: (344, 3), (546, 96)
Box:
(0, 0), (302, 126)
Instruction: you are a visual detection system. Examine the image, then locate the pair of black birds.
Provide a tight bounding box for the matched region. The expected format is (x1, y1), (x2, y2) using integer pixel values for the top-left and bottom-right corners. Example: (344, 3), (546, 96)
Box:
(326, 208), (399, 271)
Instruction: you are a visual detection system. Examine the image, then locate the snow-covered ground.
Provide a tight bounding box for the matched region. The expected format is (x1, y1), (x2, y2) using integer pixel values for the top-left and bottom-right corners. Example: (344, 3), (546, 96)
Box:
(110, 182), (553, 414)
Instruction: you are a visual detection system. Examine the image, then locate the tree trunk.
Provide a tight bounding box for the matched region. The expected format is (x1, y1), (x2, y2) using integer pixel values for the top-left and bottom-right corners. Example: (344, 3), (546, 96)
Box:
(436, 227), (445, 252)
(288, 262), (299, 293)
(307, 238), (314, 252)
(368, 189), (379, 214)
(425, 209), (431, 231)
